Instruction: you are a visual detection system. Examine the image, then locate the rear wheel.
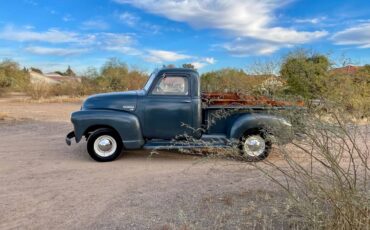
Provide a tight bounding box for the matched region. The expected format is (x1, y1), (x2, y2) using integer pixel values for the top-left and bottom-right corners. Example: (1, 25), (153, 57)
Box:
(87, 128), (123, 162)
(240, 131), (271, 161)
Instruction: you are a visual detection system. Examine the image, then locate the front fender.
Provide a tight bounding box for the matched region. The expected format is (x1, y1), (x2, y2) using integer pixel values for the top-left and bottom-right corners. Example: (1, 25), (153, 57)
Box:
(228, 113), (293, 144)
(71, 110), (144, 149)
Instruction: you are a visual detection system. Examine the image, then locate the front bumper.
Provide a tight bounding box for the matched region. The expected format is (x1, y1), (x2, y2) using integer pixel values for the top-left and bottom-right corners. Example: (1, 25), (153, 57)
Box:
(66, 131), (76, 146)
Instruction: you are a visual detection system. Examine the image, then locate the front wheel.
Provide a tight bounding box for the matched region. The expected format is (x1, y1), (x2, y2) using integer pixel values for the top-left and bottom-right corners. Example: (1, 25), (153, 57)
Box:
(87, 128), (123, 162)
(240, 132), (271, 161)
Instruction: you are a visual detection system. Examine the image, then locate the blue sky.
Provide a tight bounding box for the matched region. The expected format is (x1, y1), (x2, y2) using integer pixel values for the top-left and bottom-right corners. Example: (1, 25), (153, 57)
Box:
(1, 0), (370, 73)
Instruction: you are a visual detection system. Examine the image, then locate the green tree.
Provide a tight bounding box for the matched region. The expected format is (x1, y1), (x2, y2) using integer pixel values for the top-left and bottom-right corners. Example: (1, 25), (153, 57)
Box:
(95, 58), (148, 92)
(201, 68), (270, 93)
(0, 59), (30, 92)
(182, 63), (195, 69)
(163, 64), (176, 68)
(64, 65), (76, 77)
(280, 51), (330, 99)
(54, 71), (64, 76)
(358, 64), (370, 75)
(98, 58), (129, 91)
(30, 67), (43, 74)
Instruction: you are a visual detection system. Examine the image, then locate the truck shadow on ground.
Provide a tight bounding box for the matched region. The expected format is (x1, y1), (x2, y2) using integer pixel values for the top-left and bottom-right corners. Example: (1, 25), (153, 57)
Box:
(68, 140), (284, 164)
(69, 141), (205, 162)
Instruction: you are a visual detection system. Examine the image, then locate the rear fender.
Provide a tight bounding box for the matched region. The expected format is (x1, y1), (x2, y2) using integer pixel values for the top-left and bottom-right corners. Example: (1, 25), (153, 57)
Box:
(71, 110), (144, 149)
(228, 113), (293, 143)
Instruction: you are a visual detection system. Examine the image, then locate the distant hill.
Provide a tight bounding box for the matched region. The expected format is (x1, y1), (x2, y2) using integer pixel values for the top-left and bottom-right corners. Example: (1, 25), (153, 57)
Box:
(29, 70), (81, 85)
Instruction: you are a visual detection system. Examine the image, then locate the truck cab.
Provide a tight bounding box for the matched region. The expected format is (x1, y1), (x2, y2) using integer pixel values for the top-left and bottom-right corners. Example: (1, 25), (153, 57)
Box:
(66, 68), (295, 162)
(139, 68), (201, 139)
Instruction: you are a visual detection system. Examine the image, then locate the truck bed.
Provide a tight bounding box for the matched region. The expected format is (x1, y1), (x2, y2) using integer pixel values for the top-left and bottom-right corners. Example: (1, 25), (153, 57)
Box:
(201, 92), (303, 135)
(201, 92), (304, 108)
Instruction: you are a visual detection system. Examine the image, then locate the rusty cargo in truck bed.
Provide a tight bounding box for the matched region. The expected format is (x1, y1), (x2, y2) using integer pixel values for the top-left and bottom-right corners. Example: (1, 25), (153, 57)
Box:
(202, 92), (304, 107)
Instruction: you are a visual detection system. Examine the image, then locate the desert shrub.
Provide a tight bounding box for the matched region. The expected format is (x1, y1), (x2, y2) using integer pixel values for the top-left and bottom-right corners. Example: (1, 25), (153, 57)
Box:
(0, 59), (30, 93)
(201, 68), (273, 94)
(325, 66), (370, 117)
(91, 58), (148, 92)
(26, 81), (92, 99)
(255, 77), (285, 97)
(26, 82), (52, 99)
(325, 71), (370, 118)
(280, 50), (330, 99)
(49, 82), (85, 97)
(0, 70), (11, 96)
(254, 105), (370, 229)
(30, 67), (42, 74)
(24, 58), (148, 99)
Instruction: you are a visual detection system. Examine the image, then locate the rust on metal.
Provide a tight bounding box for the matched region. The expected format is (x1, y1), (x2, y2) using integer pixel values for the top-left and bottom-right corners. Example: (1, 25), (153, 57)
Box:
(202, 92), (304, 107)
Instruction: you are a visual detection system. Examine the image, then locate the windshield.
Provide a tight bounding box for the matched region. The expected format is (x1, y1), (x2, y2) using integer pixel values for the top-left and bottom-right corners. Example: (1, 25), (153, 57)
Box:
(143, 71), (157, 92)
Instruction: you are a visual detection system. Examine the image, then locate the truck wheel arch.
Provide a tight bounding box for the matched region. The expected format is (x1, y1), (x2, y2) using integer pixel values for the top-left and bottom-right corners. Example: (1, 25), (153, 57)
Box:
(71, 110), (145, 149)
(84, 125), (120, 140)
(228, 113), (291, 141)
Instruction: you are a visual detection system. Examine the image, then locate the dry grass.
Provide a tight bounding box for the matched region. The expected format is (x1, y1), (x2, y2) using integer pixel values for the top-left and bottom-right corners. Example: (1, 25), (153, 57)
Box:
(14, 96), (85, 104)
(171, 105), (369, 229)
(254, 108), (370, 229)
(161, 190), (290, 230)
(24, 81), (93, 100)
(25, 82), (52, 99)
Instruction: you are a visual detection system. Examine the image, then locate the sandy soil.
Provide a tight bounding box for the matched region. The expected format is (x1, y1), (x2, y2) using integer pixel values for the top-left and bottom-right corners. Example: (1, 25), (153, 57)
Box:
(0, 99), (287, 229)
(0, 99), (79, 122)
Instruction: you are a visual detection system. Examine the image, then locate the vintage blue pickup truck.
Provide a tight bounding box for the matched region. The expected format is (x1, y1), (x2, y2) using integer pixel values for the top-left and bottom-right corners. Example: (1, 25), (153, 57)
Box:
(66, 68), (298, 162)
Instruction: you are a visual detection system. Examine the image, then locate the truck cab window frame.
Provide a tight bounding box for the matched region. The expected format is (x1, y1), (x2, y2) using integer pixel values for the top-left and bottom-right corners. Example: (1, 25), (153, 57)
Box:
(150, 75), (189, 96)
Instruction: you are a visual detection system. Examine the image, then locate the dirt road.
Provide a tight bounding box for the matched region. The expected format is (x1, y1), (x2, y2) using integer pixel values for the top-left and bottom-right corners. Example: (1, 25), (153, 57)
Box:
(0, 101), (283, 229)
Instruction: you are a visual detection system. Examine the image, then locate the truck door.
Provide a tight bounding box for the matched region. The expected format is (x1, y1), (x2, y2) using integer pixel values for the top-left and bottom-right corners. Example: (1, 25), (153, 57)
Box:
(142, 74), (193, 139)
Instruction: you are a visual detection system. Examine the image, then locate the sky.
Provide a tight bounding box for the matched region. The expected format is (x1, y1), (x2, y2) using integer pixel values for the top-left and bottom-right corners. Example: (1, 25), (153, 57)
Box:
(1, 0), (370, 74)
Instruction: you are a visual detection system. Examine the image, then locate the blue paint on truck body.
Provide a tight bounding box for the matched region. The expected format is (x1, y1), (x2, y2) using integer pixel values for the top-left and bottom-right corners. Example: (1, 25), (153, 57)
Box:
(67, 68), (295, 150)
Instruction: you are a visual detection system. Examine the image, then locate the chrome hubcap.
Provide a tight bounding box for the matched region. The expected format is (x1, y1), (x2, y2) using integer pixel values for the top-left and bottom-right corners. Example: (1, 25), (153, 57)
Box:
(98, 139), (113, 151)
(94, 135), (117, 157)
(243, 135), (266, 157)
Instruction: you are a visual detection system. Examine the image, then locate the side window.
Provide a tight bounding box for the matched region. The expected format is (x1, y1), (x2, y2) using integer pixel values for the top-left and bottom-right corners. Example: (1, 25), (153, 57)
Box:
(151, 76), (189, 96)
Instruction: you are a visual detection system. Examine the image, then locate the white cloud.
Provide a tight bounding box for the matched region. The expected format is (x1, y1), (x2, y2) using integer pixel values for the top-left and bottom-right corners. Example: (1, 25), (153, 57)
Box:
(118, 12), (162, 34)
(101, 33), (135, 46)
(332, 23), (370, 48)
(105, 46), (142, 56)
(62, 15), (74, 22)
(114, 0), (327, 45)
(119, 12), (140, 27)
(203, 57), (215, 64)
(0, 26), (137, 49)
(190, 57), (216, 69)
(0, 26), (87, 44)
(24, 25), (35, 30)
(145, 49), (192, 63)
(220, 38), (285, 56)
(0, 26), (143, 57)
(25, 46), (89, 56)
(82, 20), (110, 30)
(295, 17), (326, 24)
(191, 61), (206, 69)
(99, 33), (142, 55)
(0, 25), (205, 66)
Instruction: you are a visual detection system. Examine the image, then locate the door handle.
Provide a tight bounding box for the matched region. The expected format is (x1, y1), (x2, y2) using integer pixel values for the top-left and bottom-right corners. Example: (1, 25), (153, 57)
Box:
(180, 100), (191, 103)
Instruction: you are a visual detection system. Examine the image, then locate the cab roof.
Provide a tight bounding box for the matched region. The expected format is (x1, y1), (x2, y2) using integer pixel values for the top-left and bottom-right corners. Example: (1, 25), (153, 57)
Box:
(157, 67), (198, 75)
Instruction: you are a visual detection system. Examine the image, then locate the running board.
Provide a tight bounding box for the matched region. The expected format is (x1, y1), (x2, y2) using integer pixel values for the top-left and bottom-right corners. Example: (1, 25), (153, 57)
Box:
(143, 134), (231, 150)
